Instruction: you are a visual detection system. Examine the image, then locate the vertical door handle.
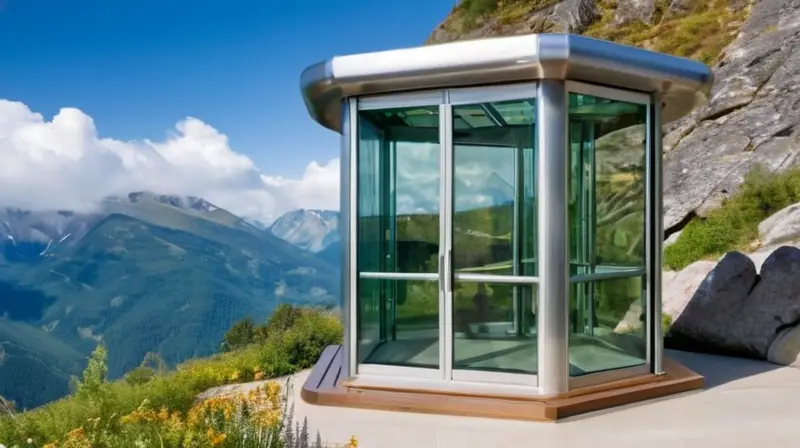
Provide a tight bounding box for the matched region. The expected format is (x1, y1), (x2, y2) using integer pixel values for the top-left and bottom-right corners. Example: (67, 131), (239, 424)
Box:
(445, 249), (452, 294)
(439, 254), (445, 292)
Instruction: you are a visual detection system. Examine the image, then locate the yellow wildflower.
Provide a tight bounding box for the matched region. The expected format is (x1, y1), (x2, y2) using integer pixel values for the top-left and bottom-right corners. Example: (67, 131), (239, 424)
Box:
(158, 406), (170, 421)
(206, 428), (227, 446)
(346, 435), (359, 448)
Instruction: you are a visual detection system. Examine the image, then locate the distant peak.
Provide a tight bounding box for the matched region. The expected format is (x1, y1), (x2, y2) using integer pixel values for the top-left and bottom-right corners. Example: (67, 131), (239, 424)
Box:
(123, 191), (218, 212)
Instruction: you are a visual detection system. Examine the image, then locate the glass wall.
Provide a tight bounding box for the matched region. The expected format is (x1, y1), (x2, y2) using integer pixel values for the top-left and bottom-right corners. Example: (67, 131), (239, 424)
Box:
(567, 91), (648, 377)
(450, 97), (538, 376)
(350, 83), (652, 388)
(356, 104), (441, 369)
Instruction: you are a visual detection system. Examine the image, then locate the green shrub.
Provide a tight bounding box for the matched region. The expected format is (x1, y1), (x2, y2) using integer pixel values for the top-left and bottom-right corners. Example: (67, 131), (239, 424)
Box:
(220, 316), (257, 352)
(665, 167), (800, 270)
(0, 305), (343, 447)
(662, 313), (673, 334)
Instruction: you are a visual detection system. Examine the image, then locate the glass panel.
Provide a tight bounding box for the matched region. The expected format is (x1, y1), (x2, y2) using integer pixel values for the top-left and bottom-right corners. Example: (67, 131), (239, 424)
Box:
(569, 276), (646, 375)
(356, 105), (441, 368)
(451, 99), (537, 277)
(358, 278), (440, 368)
(568, 91), (647, 376)
(450, 98), (538, 376)
(453, 282), (537, 374)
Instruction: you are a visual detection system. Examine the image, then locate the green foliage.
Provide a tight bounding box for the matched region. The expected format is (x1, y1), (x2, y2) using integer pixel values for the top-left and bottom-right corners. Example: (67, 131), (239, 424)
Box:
(461, 0), (500, 24)
(124, 352), (168, 386)
(220, 317), (258, 352)
(438, 0), (747, 66)
(585, 0), (748, 64)
(662, 313), (673, 334)
(665, 167), (800, 270)
(74, 345), (109, 401)
(0, 305), (343, 447)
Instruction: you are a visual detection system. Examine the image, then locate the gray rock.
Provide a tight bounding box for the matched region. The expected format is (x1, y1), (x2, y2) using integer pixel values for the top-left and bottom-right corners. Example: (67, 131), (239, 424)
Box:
(614, 260), (712, 334)
(663, 0), (800, 231)
(663, 260), (717, 319)
(550, 0), (600, 33)
(728, 246), (800, 358)
(428, 0), (600, 44)
(759, 202), (800, 246)
(665, 251), (758, 355)
(665, 0), (693, 17)
(664, 230), (681, 247)
(614, 0), (656, 25)
(767, 324), (800, 367)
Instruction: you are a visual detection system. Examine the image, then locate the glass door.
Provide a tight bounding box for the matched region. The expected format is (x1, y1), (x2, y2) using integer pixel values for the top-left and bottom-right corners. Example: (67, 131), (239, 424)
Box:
(355, 92), (444, 378)
(566, 82), (650, 382)
(446, 84), (539, 385)
(353, 84), (540, 387)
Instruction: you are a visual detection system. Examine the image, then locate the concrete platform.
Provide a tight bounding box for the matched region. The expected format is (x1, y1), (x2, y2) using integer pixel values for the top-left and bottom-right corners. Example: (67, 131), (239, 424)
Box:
(291, 350), (800, 447)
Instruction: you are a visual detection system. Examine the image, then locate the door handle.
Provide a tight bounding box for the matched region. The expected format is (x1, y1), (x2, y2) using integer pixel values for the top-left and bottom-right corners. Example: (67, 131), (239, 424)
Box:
(445, 249), (452, 294)
(439, 254), (445, 292)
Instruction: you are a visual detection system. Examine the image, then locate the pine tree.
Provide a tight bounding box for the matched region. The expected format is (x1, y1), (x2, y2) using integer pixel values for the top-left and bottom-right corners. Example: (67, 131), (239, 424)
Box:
(314, 431), (323, 448)
(299, 417), (309, 448)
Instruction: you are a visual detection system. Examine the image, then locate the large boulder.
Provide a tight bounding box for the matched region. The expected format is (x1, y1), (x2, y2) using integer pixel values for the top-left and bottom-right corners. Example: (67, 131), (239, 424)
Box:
(665, 252), (758, 356)
(666, 246), (800, 366)
(727, 246), (800, 358)
(759, 203), (800, 247)
(768, 324), (800, 367)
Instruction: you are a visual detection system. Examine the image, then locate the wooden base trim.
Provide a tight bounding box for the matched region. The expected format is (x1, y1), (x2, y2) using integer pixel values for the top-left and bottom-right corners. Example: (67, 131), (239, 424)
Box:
(300, 345), (704, 422)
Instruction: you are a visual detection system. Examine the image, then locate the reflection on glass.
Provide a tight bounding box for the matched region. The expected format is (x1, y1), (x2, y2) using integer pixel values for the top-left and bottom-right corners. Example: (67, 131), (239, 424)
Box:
(449, 97), (538, 376)
(568, 92), (648, 376)
(451, 99), (537, 277)
(356, 105), (441, 369)
(358, 278), (439, 368)
(569, 276), (646, 376)
(357, 106), (440, 275)
(453, 282), (537, 374)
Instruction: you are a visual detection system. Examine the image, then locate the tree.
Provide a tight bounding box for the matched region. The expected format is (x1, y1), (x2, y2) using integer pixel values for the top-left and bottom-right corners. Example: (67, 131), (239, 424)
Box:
(74, 345), (108, 400)
(220, 317), (256, 352)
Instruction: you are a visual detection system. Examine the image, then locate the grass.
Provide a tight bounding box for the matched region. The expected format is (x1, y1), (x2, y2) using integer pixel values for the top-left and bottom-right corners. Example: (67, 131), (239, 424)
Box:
(435, 0), (749, 65)
(0, 305), (345, 447)
(665, 166), (800, 270)
(584, 0), (749, 65)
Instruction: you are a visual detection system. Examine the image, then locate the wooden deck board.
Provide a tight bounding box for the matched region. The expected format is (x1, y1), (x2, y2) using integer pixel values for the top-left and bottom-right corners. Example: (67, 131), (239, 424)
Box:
(300, 345), (704, 422)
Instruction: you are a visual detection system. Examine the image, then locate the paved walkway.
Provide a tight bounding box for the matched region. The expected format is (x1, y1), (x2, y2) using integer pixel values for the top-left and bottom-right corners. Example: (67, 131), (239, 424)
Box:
(290, 350), (800, 448)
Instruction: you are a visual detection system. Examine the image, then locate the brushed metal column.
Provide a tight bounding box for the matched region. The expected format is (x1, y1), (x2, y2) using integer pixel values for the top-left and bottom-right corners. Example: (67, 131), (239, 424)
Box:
(536, 80), (570, 395)
(651, 94), (665, 375)
(339, 98), (356, 379)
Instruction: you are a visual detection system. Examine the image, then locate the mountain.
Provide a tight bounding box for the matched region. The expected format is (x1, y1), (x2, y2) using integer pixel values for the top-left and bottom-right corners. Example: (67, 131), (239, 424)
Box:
(429, 0), (800, 238)
(269, 209), (339, 253)
(0, 193), (338, 409)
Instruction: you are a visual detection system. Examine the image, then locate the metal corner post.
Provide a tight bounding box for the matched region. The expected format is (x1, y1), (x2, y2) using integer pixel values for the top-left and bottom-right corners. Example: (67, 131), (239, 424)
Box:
(651, 94), (665, 375)
(339, 98), (356, 379)
(536, 79), (570, 395)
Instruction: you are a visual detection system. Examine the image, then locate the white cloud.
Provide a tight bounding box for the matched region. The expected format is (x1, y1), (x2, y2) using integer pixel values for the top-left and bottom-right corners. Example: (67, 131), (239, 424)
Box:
(0, 99), (340, 224)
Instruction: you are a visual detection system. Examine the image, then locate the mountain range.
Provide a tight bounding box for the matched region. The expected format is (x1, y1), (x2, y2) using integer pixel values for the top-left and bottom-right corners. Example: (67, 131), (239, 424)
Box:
(0, 192), (339, 410)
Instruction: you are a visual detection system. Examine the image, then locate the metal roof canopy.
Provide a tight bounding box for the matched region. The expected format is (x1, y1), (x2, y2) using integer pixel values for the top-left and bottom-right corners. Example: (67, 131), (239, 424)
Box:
(299, 33), (714, 133)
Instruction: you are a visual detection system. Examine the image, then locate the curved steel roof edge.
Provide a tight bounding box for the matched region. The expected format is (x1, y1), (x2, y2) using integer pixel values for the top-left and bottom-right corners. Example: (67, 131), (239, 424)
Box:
(300, 33), (714, 133)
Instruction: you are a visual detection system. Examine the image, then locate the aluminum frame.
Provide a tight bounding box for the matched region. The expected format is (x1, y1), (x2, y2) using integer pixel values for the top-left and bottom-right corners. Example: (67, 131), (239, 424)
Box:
(301, 33), (713, 132)
(536, 79), (570, 396)
(350, 83), (542, 388)
(563, 80), (656, 390)
(345, 78), (663, 396)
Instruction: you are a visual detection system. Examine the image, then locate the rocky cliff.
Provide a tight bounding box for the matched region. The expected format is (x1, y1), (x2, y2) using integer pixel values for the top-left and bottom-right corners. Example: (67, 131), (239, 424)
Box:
(429, 0), (800, 237)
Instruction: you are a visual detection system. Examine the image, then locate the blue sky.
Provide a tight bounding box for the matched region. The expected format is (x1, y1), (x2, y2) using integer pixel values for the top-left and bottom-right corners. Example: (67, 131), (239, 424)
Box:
(0, 0), (454, 179)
